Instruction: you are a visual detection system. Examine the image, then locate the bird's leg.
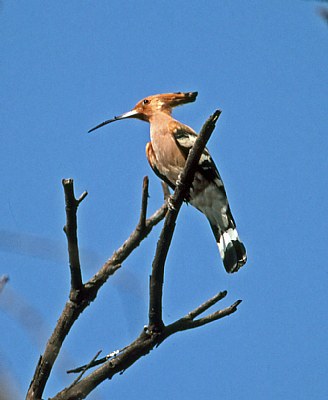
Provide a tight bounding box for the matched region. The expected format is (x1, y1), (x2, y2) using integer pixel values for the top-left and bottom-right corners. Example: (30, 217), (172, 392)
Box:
(175, 173), (192, 203)
(166, 173), (193, 210)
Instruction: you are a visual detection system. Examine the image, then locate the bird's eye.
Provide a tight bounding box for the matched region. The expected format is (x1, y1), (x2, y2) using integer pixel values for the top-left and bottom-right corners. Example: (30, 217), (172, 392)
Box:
(143, 99), (150, 105)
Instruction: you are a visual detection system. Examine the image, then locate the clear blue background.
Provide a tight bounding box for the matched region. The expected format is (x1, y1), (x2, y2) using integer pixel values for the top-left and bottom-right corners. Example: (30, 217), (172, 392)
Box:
(1, 1), (328, 399)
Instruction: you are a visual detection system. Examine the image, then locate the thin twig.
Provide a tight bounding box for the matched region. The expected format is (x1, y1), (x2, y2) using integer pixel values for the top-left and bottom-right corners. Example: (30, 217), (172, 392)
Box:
(192, 300), (242, 328)
(188, 290), (227, 320)
(67, 348), (125, 374)
(162, 295), (241, 339)
(67, 350), (102, 389)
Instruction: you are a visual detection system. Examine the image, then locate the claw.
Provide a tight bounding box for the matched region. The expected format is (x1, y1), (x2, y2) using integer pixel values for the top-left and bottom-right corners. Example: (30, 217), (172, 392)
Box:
(175, 178), (183, 188)
(176, 174), (192, 202)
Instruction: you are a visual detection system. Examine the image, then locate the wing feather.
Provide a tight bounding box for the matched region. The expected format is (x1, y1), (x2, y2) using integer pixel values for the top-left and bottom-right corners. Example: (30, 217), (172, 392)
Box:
(173, 125), (224, 188)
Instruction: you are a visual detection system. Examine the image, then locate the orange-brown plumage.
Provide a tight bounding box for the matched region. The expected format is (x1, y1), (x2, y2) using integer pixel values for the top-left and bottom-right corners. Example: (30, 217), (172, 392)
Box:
(89, 92), (247, 273)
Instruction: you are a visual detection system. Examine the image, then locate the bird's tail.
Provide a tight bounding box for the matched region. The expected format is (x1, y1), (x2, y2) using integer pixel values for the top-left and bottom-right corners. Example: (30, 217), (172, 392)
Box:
(210, 223), (247, 273)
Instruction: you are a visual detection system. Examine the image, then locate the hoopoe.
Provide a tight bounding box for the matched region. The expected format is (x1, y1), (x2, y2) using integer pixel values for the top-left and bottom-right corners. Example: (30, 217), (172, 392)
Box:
(88, 92), (247, 273)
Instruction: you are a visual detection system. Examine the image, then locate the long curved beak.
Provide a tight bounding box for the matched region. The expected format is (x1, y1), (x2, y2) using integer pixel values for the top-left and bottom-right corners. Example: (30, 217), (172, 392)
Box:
(88, 109), (140, 133)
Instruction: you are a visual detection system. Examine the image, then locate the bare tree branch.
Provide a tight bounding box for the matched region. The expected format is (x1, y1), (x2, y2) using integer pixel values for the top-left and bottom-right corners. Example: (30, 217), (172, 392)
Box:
(62, 179), (87, 294)
(26, 180), (167, 400)
(148, 110), (222, 331)
(162, 295), (242, 339)
(83, 185), (168, 299)
(51, 293), (241, 400)
(27, 109), (243, 400)
(66, 292), (241, 376)
(137, 176), (149, 231)
(187, 290), (228, 319)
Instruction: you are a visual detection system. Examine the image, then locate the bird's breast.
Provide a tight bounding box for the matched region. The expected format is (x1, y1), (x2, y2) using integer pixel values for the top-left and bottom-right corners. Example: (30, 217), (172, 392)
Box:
(150, 130), (185, 185)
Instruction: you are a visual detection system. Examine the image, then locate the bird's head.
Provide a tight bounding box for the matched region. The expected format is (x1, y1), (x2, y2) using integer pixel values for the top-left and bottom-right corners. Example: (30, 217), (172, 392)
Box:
(88, 92), (198, 133)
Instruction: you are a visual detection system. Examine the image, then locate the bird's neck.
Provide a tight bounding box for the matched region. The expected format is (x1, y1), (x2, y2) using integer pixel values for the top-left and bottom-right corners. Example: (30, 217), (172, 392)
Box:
(149, 111), (173, 124)
(148, 111), (174, 127)
(149, 112), (179, 145)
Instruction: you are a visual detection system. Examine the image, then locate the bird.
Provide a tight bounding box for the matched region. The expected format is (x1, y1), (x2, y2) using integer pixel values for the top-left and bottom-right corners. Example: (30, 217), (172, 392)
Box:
(88, 92), (247, 273)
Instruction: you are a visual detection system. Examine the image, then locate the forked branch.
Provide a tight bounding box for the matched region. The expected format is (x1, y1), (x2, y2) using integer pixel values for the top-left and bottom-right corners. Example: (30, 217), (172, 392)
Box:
(53, 293), (241, 400)
(26, 178), (167, 400)
(27, 110), (243, 400)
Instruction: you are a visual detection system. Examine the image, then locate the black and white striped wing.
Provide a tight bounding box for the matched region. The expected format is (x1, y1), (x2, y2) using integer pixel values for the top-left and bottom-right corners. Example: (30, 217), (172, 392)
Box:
(173, 126), (225, 190)
(173, 126), (247, 273)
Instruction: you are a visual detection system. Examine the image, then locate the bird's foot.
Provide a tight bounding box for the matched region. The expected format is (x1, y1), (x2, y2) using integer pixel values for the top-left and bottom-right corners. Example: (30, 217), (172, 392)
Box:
(167, 195), (177, 211)
(175, 177), (183, 187)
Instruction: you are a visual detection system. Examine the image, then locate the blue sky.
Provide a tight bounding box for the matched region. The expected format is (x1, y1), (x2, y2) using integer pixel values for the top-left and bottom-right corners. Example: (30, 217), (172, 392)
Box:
(1, 1), (328, 399)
